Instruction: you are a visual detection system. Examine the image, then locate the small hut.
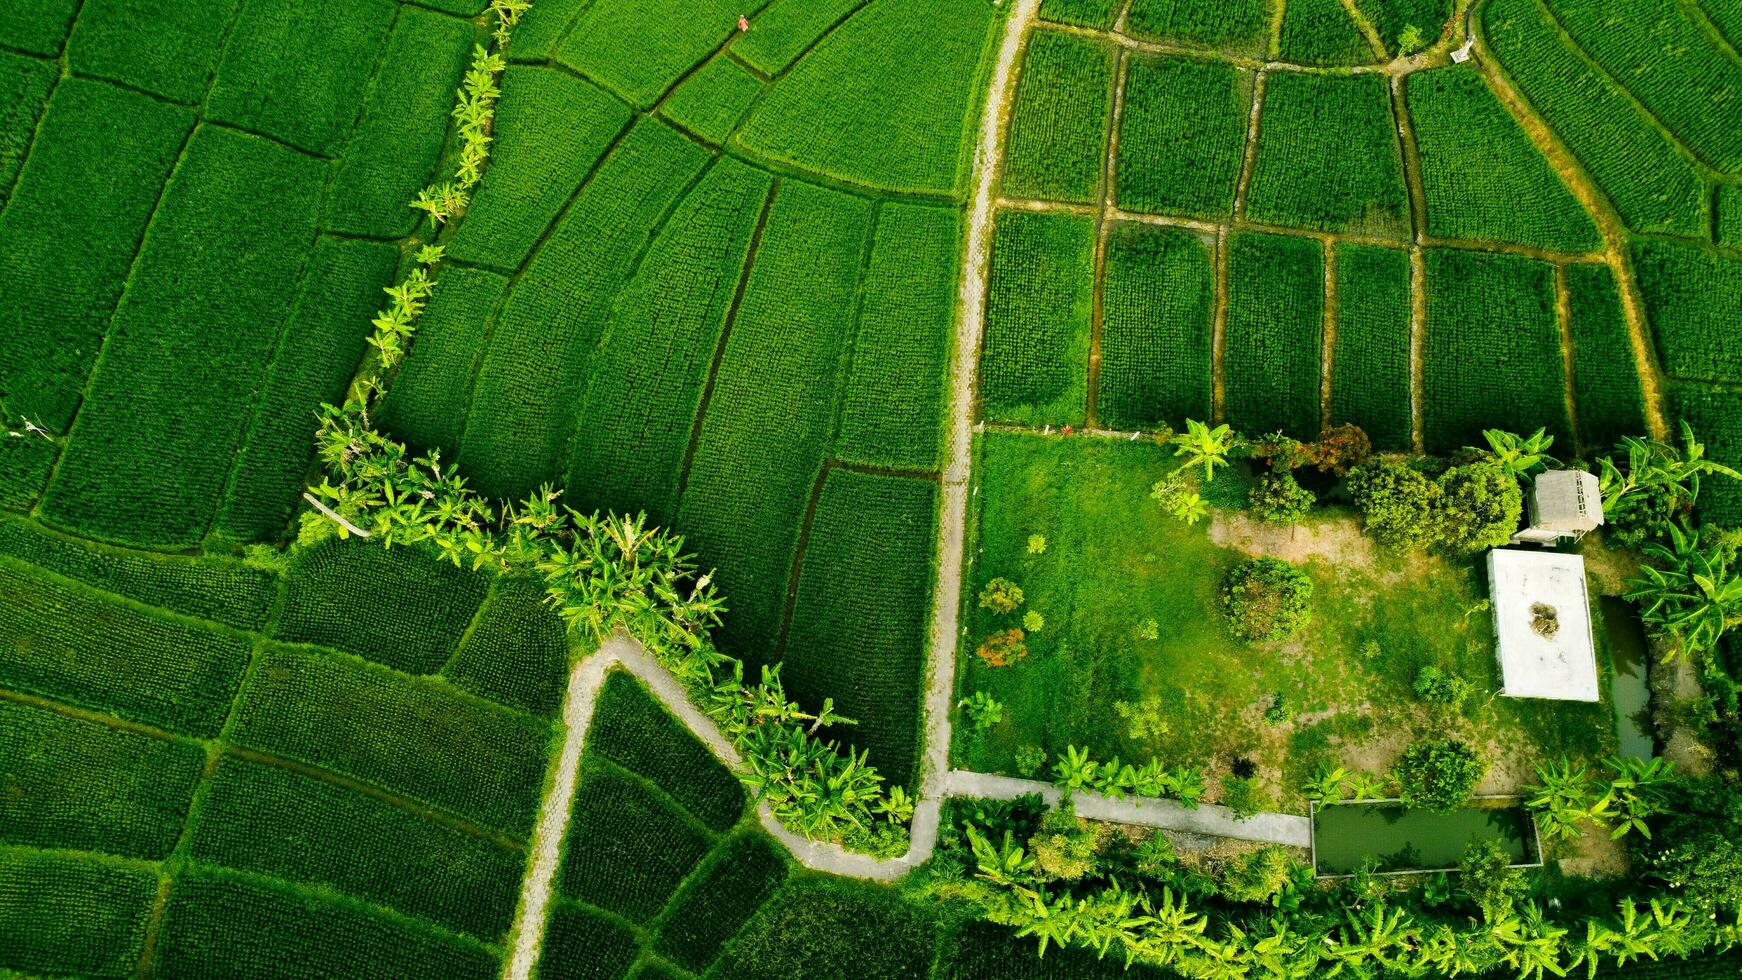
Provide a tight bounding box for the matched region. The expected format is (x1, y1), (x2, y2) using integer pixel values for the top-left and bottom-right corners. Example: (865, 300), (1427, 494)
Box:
(1510, 470), (1604, 546)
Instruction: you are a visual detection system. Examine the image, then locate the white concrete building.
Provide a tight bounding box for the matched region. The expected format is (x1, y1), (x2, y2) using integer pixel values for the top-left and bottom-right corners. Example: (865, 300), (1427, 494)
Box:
(1487, 549), (1600, 702)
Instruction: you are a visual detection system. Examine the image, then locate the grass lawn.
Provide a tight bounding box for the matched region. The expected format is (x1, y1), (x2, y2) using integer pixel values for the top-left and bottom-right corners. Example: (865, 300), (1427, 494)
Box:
(954, 431), (1620, 813)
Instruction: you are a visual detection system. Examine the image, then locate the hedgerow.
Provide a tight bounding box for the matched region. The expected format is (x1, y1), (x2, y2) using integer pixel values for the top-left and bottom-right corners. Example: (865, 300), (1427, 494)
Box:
(0, 1), (78, 56)
(0, 559), (251, 736)
(461, 119), (709, 501)
(653, 832), (789, 971)
(0, 847), (158, 978)
(1225, 232), (1324, 439)
(38, 125), (326, 547)
(1631, 238), (1742, 384)
(0, 518), (275, 630)
(324, 8), (474, 238)
(1421, 248), (1569, 451)
(1038, 0), (1121, 29)
(783, 470), (937, 791)
(566, 159), (772, 527)
(274, 538), (490, 675)
(674, 180), (871, 659)
(1330, 243), (1413, 450)
(1357, 0), (1453, 56)
(1096, 223), (1215, 431)
(445, 66), (632, 272)
(64, 0), (236, 104)
(376, 265), (505, 459)
(0, 51), (55, 207)
(980, 210), (1095, 426)
(1115, 56), (1250, 220)
(659, 56), (764, 145)
(443, 574), (569, 717)
(226, 643), (550, 833)
(0, 699), (202, 859)
(1482, 0), (1705, 238)
(151, 865), (498, 980)
(589, 671), (746, 832)
(1123, 0), (1273, 55)
(560, 758), (715, 923)
(1001, 29), (1115, 204)
(186, 756), (524, 941)
(0, 78), (193, 434)
(205, 0), (396, 156)
(736, 0), (867, 75)
(538, 901), (642, 980)
(1406, 66), (1602, 252)
(1566, 263), (1648, 450)
(717, 876), (940, 980)
(1673, 384), (1742, 526)
(213, 237), (400, 544)
(734, 0), (997, 195)
(1247, 72), (1409, 237)
(1278, 0), (1374, 66)
(1551, 0), (1742, 173)
(835, 203), (958, 471)
(555, 0), (740, 108)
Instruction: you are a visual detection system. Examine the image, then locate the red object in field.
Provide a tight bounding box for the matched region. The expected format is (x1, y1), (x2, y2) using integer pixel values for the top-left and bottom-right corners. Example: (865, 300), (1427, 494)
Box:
(1062, 425), (1074, 435)
(738, 15), (750, 31)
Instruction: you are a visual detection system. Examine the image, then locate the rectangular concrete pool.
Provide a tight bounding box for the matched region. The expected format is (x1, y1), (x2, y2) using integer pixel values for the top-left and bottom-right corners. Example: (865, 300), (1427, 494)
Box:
(1312, 800), (1540, 876)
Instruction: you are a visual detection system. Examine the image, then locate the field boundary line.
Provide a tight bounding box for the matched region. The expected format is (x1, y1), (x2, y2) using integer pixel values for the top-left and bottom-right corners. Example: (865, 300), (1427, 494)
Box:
(1553, 263), (1584, 454)
(1085, 47), (1131, 429)
(1321, 241), (1339, 431)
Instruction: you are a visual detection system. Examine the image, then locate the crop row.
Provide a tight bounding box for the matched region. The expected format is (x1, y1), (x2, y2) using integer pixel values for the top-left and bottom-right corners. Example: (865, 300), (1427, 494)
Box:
(555, 0), (741, 109)
(1631, 238), (1742, 385)
(459, 119), (709, 502)
(660, 56), (765, 145)
(378, 265), (506, 459)
(834, 203), (959, 472)
(564, 158), (771, 528)
(1115, 56), (1251, 220)
(1406, 66), (1601, 252)
(783, 469), (939, 790)
(588, 671), (746, 833)
(1246, 72), (1409, 238)
(1225, 232), (1325, 439)
(1038, 0), (1121, 29)
(1095, 223), (1216, 430)
(1124, 0), (1272, 55)
(0, 51), (54, 210)
(1482, 0), (1705, 238)
(652, 832), (789, 972)
(560, 758), (715, 924)
(443, 574), (570, 718)
(737, 0), (869, 76)
(0, 846), (158, 979)
(1564, 264), (1648, 449)
(1278, 0), (1375, 67)
(1330, 243), (1414, 450)
(980, 210), (1095, 426)
(539, 900), (643, 980)
(39, 125), (326, 547)
(1357, 0), (1454, 57)
(1001, 29), (1115, 205)
(674, 180), (870, 661)
(275, 537), (489, 676)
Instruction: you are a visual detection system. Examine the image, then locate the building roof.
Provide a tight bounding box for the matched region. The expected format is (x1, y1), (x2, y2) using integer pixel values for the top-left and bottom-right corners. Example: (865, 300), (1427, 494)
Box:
(1528, 470), (1603, 533)
(1487, 549), (1600, 702)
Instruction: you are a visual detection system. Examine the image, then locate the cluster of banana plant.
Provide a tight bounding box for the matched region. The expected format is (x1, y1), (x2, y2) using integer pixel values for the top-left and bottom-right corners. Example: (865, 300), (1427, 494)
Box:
(359, 246), (443, 380)
(1626, 523), (1742, 661)
(1525, 756), (1676, 842)
(1301, 765), (1392, 806)
(412, 1), (526, 228)
(1050, 745), (1205, 807)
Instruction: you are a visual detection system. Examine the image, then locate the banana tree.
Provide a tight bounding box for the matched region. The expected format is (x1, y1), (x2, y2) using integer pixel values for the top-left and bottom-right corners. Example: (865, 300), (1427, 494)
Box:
(1053, 745), (1099, 792)
(1171, 419), (1238, 482)
(1625, 523), (1742, 659)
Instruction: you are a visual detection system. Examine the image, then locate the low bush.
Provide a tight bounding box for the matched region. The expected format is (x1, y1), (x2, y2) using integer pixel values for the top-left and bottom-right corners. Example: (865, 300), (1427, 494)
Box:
(1393, 739), (1485, 813)
(1248, 471), (1315, 524)
(1219, 845), (1296, 905)
(1413, 665), (1472, 707)
(1220, 558), (1313, 643)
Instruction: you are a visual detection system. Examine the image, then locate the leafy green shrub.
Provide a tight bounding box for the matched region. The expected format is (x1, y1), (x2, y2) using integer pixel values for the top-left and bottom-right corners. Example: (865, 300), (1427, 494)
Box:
(1029, 804), (1102, 881)
(1458, 838), (1526, 919)
(975, 628), (1029, 667)
(1347, 457), (1522, 552)
(1347, 456), (1441, 548)
(1015, 745), (1048, 778)
(1219, 845), (1296, 905)
(1220, 557), (1314, 643)
(1248, 471), (1316, 524)
(1393, 739), (1485, 813)
(1219, 774), (1264, 820)
(1435, 461), (1524, 553)
(1412, 665), (1473, 707)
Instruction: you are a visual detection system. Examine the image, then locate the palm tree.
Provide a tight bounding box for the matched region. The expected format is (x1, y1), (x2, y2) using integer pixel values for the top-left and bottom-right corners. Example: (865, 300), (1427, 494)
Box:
(1171, 419), (1238, 482)
(1626, 524), (1742, 659)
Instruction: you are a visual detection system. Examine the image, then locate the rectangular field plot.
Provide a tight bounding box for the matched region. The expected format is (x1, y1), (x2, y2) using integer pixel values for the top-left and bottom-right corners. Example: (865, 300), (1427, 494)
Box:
(1124, 0), (1274, 55)
(712, 876), (942, 980)
(738, 0), (867, 75)
(0, 517), (275, 631)
(205, 0), (395, 156)
(674, 180), (871, 662)
(0, 699), (203, 859)
(323, 8), (474, 238)
(0, 51), (56, 209)
(0, 559), (252, 737)
(560, 759), (714, 923)
(1225, 232), (1324, 439)
(446, 66), (634, 272)
(1675, 384), (1742, 526)
(540, 901), (643, 980)
(834, 203), (959, 471)
(461, 119), (709, 502)
(1421, 248), (1568, 451)
(0, 78), (193, 434)
(1039, 0), (1122, 29)
(1565, 264), (1647, 449)
(377, 265), (506, 458)
(783, 470), (938, 790)
(556, 0), (739, 108)
(1482, 0), (1705, 238)
(1357, 0), (1454, 57)
(1278, 0), (1376, 66)
(1001, 29), (1115, 204)
(1115, 57), (1251, 220)
(0, 0), (78, 56)
(1550, 0), (1742, 174)
(152, 865), (498, 980)
(979, 210), (1095, 426)
(1722, 185), (1742, 250)
(1330, 243), (1414, 450)
(653, 832), (789, 973)
(1631, 238), (1742, 384)
(443, 575), (570, 719)
(566, 158), (772, 527)
(39, 125), (325, 548)
(1405, 66), (1601, 252)
(211, 236), (399, 544)
(66, 0), (239, 104)
(0, 439), (56, 514)
(660, 56), (765, 145)
(1095, 223), (1215, 431)
(587, 671), (745, 832)
(227, 644), (550, 834)
(1246, 72), (1408, 238)
(0, 847), (158, 979)
(503, 0), (587, 61)
(187, 757), (525, 941)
